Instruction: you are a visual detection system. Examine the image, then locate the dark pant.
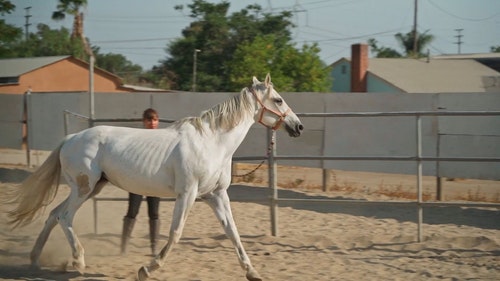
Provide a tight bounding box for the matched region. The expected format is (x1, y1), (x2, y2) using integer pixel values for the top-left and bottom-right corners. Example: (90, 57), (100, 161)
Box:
(126, 193), (160, 220)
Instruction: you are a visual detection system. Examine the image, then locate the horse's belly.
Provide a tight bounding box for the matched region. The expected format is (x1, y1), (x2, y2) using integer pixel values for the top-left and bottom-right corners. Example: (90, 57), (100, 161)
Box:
(104, 169), (176, 197)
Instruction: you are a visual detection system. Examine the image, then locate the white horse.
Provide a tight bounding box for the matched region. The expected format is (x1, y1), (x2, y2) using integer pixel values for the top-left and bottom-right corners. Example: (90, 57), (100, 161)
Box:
(7, 73), (303, 281)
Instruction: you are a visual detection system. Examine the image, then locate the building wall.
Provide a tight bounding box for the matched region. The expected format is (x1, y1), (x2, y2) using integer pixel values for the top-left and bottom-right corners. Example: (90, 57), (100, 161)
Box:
(332, 61), (404, 93)
(367, 73), (403, 93)
(0, 58), (130, 94)
(331, 60), (351, 92)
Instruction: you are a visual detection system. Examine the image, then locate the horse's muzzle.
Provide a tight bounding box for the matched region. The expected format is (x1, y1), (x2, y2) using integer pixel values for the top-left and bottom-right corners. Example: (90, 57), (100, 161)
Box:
(286, 123), (304, 137)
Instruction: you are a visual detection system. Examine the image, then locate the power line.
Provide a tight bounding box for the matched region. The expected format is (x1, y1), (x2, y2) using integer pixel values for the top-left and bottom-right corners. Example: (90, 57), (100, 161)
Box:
(306, 28), (403, 42)
(427, 0), (500, 22)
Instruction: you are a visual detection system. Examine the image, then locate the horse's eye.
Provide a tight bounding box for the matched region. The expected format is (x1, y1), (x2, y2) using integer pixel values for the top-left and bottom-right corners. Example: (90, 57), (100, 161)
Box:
(274, 98), (283, 105)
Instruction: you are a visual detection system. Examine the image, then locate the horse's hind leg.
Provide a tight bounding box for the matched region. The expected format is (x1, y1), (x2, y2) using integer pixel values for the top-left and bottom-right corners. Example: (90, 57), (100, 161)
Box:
(57, 176), (101, 273)
(30, 199), (68, 268)
(49, 172), (102, 273)
(57, 197), (87, 273)
(137, 189), (197, 281)
(203, 190), (262, 281)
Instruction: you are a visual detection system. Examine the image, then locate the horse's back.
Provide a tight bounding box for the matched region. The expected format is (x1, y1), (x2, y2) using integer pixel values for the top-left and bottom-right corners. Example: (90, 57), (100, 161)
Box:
(59, 125), (181, 196)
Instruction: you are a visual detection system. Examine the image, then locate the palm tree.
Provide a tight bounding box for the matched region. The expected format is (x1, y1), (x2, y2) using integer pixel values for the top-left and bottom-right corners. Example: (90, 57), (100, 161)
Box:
(52, 0), (93, 57)
(394, 30), (434, 58)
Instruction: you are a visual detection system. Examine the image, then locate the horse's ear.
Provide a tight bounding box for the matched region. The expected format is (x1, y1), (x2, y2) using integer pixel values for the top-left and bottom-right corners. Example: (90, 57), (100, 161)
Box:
(252, 76), (260, 85)
(265, 73), (271, 87)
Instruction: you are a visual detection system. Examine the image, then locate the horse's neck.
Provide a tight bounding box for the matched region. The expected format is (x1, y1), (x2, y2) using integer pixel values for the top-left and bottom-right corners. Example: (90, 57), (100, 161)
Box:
(210, 114), (255, 158)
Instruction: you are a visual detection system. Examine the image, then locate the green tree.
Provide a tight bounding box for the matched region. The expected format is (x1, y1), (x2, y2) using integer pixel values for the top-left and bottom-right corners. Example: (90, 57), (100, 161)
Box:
(33, 24), (85, 57)
(395, 30), (434, 57)
(95, 51), (143, 84)
(227, 34), (289, 89)
(0, 0), (22, 58)
(227, 35), (331, 92)
(491, 46), (500, 53)
(157, 0), (328, 92)
(367, 38), (402, 58)
(52, 0), (93, 58)
(368, 30), (434, 58)
(5, 24), (85, 58)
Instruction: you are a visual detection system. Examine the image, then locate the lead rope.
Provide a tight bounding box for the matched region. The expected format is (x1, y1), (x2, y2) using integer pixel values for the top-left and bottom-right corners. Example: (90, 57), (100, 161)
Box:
(232, 132), (275, 177)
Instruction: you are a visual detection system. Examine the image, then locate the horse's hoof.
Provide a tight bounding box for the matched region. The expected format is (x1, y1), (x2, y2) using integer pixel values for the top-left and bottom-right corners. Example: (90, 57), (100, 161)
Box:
(72, 260), (85, 274)
(137, 266), (150, 281)
(246, 267), (263, 281)
(29, 262), (41, 270)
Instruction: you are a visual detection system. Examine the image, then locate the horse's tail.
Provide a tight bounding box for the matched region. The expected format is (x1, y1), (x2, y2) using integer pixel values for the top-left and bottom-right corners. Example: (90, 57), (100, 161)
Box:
(6, 141), (64, 228)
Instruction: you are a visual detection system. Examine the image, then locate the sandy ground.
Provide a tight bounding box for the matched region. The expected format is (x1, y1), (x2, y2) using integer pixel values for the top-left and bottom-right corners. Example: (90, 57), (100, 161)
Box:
(0, 164), (498, 281)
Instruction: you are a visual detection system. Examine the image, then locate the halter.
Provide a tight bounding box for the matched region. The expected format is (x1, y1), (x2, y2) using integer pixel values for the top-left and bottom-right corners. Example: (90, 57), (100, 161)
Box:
(249, 87), (291, 131)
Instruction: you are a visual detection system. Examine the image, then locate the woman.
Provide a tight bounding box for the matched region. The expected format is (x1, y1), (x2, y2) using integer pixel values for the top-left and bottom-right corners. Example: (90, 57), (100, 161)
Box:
(121, 108), (161, 256)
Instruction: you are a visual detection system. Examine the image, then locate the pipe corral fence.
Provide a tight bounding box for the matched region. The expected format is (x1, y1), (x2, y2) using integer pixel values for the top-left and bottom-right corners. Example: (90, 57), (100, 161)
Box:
(62, 110), (500, 243)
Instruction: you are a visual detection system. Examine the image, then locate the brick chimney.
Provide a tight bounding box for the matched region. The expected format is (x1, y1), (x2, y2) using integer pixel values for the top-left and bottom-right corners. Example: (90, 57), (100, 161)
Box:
(350, 43), (368, 92)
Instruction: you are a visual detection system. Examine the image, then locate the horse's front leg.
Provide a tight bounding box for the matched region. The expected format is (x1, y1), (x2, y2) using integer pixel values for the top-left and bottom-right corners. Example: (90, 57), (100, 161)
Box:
(137, 189), (197, 281)
(203, 189), (262, 281)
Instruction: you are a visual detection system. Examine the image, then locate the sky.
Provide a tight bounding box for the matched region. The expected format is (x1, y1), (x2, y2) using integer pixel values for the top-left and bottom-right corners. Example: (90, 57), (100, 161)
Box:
(4, 0), (500, 70)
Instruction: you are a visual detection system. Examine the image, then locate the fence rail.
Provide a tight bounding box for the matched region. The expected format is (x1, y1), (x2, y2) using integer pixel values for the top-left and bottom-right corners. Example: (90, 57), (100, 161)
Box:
(72, 110), (500, 242)
(261, 111), (500, 242)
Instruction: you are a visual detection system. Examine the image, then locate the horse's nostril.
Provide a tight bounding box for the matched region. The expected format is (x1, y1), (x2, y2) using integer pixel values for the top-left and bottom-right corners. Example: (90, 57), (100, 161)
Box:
(298, 124), (304, 131)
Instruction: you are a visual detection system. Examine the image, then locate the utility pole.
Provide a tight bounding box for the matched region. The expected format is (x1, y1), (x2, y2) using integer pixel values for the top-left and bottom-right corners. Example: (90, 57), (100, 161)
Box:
(454, 29), (464, 54)
(192, 49), (201, 92)
(412, 0), (418, 57)
(24, 6), (32, 41)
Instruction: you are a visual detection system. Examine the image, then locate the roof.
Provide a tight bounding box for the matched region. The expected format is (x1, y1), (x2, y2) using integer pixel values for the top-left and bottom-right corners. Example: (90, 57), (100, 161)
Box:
(0, 56), (71, 77)
(432, 53), (500, 60)
(368, 58), (500, 93)
(122, 84), (171, 92)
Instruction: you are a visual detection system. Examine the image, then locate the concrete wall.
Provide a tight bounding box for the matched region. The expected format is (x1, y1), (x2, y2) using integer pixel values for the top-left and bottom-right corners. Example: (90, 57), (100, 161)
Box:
(0, 94), (24, 148)
(0, 91), (498, 180)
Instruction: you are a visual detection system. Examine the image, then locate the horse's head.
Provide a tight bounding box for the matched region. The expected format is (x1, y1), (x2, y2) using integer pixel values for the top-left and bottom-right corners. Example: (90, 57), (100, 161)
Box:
(249, 73), (304, 137)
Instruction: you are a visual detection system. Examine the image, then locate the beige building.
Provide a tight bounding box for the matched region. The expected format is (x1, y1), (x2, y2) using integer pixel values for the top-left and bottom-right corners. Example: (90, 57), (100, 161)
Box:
(0, 56), (148, 94)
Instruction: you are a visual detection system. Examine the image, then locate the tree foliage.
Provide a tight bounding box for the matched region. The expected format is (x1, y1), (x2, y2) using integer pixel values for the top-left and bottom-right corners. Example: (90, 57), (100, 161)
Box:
(395, 30), (434, 57)
(228, 35), (331, 92)
(94, 51), (143, 84)
(0, 0), (22, 57)
(0, 1), (143, 85)
(491, 46), (500, 53)
(52, 0), (93, 56)
(367, 38), (402, 58)
(2, 0), (332, 91)
(368, 30), (434, 58)
(156, 0), (331, 92)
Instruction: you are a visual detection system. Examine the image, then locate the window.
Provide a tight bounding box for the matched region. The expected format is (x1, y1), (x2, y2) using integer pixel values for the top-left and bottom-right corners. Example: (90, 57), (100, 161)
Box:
(0, 76), (19, 84)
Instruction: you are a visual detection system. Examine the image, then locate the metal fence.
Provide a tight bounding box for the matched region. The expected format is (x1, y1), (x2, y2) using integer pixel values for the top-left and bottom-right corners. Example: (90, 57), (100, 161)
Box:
(76, 110), (500, 242)
(264, 111), (500, 242)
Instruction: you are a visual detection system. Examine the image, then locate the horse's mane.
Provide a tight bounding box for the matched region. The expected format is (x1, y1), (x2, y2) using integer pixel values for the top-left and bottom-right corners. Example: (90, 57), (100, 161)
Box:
(173, 85), (261, 133)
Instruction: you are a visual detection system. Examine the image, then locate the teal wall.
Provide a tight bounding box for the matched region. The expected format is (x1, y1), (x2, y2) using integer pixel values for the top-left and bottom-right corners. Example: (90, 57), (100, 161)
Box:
(366, 73), (403, 93)
(331, 60), (351, 92)
(331, 61), (404, 93)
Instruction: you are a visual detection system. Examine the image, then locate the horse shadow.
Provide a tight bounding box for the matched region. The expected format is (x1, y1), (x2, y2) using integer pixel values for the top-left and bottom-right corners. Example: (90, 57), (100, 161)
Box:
(0, 264), (107, 280)
(227, 184), (500, 230)
(0, 167), (31, 183)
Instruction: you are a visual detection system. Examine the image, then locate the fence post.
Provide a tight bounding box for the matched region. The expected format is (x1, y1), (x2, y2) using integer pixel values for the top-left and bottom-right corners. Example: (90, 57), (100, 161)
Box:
(93, 197), (98, 234)
(24, 90), (32, 167)
(436, 133), (443, 201)
(268, 129), (278, 236)
(416, 115), (423, 242)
